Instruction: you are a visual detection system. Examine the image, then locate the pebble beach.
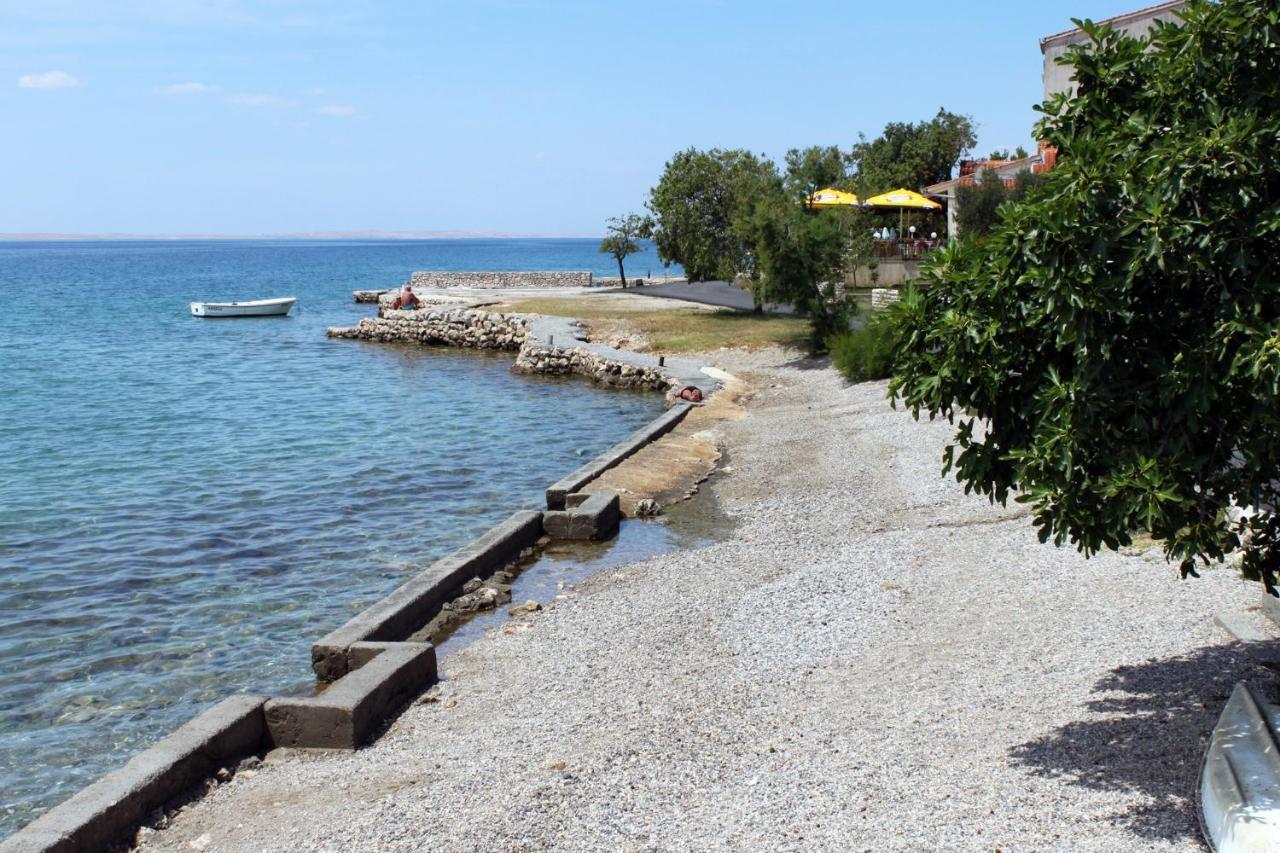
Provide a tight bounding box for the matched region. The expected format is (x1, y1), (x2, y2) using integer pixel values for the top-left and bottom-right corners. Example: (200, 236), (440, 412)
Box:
(138, 347), (1268, 851)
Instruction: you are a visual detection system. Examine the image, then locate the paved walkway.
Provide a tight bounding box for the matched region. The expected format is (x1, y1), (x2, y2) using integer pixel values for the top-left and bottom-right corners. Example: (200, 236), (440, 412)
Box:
(621, 280), (794, 314)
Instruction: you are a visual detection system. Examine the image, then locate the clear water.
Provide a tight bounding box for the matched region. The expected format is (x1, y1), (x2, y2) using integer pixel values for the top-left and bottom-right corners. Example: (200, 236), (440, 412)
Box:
(0, 239), (669, 837)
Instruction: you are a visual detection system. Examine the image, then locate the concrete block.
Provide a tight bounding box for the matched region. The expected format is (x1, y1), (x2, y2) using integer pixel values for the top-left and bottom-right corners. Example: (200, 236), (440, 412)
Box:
(547, 403), (692, 509)
(312, 510), (542, 681)
(268, 643), (436, 749)
(1, 695), (269, 853)
(544, 492), (621, 541)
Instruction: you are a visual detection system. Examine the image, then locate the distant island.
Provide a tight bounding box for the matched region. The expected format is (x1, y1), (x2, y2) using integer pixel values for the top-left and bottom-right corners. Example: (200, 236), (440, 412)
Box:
(0, 230), (602, 241)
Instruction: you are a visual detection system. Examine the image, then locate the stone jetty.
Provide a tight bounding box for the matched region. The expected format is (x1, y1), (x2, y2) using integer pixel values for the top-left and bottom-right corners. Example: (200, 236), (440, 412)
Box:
(327, 305), (711, 394)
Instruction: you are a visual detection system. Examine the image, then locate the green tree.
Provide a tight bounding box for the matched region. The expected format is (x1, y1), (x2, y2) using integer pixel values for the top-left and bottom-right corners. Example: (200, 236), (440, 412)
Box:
(955, 169), (1045, 238)
(849, 108), (977, 194)
(985, 146), (1031, 161)
(646, 148), (778, 282)
(889, 0), (1280, 591)
(749, 189), (858, 353)
(599, 213), (651, 288)
(784, 145), (847, 204)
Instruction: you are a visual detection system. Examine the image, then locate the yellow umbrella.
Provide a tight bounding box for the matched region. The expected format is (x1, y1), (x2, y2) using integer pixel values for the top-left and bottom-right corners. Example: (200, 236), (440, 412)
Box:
(863, 189), (941, 209)
(863, 188), (941, 235)
(806, 188), (861, 208)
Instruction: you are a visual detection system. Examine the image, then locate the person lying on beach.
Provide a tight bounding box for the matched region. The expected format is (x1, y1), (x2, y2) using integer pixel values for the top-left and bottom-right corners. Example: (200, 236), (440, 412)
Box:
(390, 286), (422, 310)
(676, 385), (704, 403)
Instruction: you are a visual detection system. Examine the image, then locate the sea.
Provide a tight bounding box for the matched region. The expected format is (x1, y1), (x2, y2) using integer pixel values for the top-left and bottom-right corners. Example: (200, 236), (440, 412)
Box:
(0, 238), (677, 837)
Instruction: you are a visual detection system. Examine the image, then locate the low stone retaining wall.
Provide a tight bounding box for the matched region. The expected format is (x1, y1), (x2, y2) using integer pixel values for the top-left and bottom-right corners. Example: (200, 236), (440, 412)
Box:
(514, 344), (671, 391)
(408, 271), (593, 290)
(327, 309), (529, 351)
(327, 309), (681, 392)
(546, 403), (693, 509)
(871, 288), (903, 310)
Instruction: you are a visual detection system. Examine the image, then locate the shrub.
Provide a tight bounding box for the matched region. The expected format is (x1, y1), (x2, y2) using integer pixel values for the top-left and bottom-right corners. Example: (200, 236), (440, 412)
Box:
(890, 0), (1280, 591)
(830, 309), (899, 382)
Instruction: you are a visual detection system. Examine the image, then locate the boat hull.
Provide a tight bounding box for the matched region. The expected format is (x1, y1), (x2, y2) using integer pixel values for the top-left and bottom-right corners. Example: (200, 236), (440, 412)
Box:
(1200, 682), (1280, 851)
(191, 297), (296, 318)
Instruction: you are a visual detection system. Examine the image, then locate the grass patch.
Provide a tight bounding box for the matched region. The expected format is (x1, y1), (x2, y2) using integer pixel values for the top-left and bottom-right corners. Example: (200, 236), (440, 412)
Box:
(496, 296), (809, 354)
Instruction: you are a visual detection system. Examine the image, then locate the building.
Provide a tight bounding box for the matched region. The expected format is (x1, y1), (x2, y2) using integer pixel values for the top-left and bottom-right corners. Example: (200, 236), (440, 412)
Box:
(925, 1), (1186, 238)
(1040, 0), (1187, 100)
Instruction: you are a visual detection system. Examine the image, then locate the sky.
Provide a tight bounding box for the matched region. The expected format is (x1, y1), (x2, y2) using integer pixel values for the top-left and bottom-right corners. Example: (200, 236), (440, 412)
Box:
(1, 0), (1159, 235)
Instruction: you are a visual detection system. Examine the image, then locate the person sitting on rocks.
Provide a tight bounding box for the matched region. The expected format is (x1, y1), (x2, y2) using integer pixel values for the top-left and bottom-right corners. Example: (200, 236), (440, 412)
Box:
(391, 285), (421, 310)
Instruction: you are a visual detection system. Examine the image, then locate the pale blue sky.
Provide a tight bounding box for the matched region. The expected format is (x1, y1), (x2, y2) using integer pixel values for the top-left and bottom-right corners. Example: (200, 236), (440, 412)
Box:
(2, 1), (1153, 235)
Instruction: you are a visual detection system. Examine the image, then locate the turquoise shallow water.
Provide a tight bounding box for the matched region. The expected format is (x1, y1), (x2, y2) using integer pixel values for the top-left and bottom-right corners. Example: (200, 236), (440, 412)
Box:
(0, 239), (669, 837)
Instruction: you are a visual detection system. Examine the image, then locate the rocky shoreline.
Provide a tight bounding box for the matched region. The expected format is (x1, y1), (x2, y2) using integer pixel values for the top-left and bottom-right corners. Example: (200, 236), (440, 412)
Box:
(327, 303), (704, 394)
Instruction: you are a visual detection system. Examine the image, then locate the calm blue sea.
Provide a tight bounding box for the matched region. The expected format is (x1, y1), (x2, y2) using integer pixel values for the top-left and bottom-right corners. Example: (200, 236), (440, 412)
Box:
(0, 238), (671, 837)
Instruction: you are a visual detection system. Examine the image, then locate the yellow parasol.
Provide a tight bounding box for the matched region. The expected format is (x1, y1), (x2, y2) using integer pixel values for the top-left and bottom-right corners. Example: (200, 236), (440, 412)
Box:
(863, 188), (941, 235)
(805, 188), (861, 208)
(863, 189), (942, 209)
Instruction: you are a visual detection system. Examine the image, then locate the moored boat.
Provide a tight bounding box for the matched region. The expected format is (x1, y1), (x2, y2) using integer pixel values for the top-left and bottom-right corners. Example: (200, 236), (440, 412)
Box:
(1200, 682), (1280, 851)
(190, 297), (296, 318)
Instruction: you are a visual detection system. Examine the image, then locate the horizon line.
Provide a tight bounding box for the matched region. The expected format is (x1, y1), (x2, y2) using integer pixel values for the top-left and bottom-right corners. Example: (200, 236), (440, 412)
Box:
(0, 230), (607, 242)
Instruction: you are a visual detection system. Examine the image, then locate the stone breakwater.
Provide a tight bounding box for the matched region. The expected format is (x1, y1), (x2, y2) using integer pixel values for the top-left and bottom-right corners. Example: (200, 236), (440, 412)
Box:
(407, 271), (593, 290)
(513, 344), (669, 390)
(327, 309), (529, 351)
(326, 309), (678, 392)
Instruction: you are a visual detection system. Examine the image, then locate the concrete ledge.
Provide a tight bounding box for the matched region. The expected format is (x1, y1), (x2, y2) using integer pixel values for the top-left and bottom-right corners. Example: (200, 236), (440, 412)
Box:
(266, 643), (436, 750)
(546, 403), (693, 509)
(312, 510), (543, 681)
(544, 492), (621, 540)
(1, 695), (269, 853)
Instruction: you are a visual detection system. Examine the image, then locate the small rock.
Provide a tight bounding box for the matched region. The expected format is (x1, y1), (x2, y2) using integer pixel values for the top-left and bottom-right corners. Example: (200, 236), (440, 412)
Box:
(236, 755), (262, 773)
(461, 577), (483, 594)
(509, 601), (542, 617)
(189, 833), (212, 851)
(215, 767), (232, 782)
(634, 498), (661, 517)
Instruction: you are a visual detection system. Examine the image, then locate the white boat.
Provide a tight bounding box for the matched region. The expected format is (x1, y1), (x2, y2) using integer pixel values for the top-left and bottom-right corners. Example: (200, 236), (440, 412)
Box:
(190, 297), (296, 318)
(1200, 682), (1280, 851)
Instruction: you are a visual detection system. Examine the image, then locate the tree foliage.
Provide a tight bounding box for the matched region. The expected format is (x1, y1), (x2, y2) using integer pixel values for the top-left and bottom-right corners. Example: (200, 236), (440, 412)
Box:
(784, 145), (848, 204)
(889, 0), (1280, 590)
(955, 170), (1046, 239)
(599, 213), (651, 288)
(849, 108), (977, 195)
(986, 146), (1030, 161)
(646, 148), (778, 282)
(749, 192), (862, 352)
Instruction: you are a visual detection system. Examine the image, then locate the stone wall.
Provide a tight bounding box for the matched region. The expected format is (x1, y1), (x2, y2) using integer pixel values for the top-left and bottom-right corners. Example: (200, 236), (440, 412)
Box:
(408, 271), (593, 290)
(871, 288), (903, 311)
(327, 309), (529, 351)
(327, 308), (675, 392)
(514, 344), (671, 391)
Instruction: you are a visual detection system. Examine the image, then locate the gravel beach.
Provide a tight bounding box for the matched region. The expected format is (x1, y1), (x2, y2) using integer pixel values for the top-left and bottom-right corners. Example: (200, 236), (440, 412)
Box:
(140, 349), (1269, 851)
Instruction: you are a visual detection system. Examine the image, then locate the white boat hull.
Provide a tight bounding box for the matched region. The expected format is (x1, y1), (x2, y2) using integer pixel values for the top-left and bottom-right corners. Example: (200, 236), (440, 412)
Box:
(191, 297), (296, 318)
(1201, 682), (1280, 851)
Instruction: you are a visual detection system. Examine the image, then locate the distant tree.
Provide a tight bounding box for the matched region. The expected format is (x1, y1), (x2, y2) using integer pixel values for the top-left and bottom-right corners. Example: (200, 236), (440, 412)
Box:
(784, 145), (847, 204)
(647, 148), (778, 282)
(748, 188), (859, 352)
(849, 108), (977, 194)
(955, 169), (1046, 238)
(890, 0), (1280, 592)
(599, 213), (651, 288)
(985, 146), (1030, 161)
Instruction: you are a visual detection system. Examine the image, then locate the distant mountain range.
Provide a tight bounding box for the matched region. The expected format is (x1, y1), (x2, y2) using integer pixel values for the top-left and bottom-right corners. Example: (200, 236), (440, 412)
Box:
(0, 230), (603, 241)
